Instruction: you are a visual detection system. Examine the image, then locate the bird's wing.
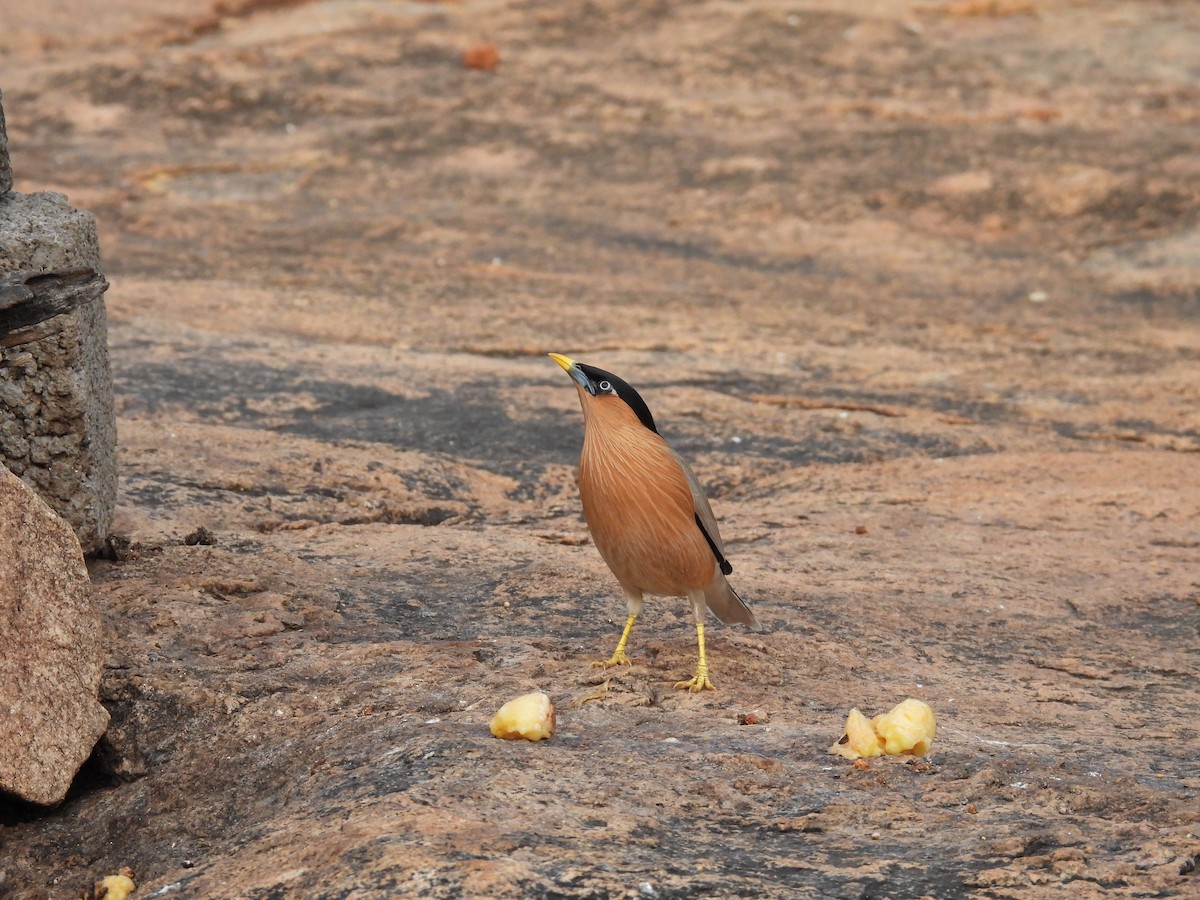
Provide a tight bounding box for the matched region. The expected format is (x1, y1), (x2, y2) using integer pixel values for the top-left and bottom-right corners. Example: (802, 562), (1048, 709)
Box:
(669, 448), (732, 575)
(669, 447), (761, 630)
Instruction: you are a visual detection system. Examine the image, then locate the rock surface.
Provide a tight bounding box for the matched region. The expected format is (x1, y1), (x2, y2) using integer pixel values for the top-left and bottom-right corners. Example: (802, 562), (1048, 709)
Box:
(2, 1), (1199, 898)
(0, 466), (108, 807)
(0, 190), (116, 551)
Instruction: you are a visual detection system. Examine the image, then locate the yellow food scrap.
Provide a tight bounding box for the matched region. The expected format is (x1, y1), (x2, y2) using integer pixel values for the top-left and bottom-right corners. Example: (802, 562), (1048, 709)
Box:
(872, 698), (937, 756)
(829, 698), (936, 759)
(95, 873), (136, 900)
(489, 691), (556, 741)
(829, 707), (884, 759)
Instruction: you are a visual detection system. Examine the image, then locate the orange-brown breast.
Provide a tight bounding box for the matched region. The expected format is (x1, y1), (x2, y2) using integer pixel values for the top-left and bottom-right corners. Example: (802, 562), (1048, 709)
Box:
(576, 393), (717, 596)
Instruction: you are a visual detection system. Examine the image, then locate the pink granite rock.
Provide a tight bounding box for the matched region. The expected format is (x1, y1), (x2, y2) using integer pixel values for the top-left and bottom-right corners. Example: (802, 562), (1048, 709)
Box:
(0, 465), (108, 806)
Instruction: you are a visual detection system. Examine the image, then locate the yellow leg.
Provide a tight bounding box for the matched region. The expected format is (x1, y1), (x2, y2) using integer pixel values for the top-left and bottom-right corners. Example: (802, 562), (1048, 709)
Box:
(591, 614), (637, 668)
(675, 622), (715, 692)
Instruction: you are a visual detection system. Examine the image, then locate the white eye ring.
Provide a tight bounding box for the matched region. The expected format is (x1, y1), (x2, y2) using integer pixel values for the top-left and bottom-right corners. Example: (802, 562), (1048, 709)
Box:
(598, 380), (612, 392)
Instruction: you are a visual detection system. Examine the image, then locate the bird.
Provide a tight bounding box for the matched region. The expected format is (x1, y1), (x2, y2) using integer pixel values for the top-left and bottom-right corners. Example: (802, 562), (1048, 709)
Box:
(548, 353), (759, 691)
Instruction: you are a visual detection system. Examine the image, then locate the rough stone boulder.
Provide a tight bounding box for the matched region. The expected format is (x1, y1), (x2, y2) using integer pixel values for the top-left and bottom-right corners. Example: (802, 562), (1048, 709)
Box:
(0, 87), (10, 194)
(0, 464), (108, 807)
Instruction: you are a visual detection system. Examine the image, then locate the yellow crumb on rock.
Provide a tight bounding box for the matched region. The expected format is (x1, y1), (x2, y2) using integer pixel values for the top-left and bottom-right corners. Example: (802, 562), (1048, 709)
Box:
(95, 873), (136, 900)
(489, 691), (556, 741)
(830, 698), (936, 760)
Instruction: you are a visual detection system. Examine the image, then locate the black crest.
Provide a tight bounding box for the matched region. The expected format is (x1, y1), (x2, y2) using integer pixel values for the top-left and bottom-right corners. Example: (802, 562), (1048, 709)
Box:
(577, 364), (659, 434)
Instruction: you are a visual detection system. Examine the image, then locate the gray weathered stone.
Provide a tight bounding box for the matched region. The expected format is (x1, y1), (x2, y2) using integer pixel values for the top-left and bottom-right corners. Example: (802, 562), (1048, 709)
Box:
(0, 465), (108, 807)
(0, 190), (116, 551)
(0, 190), (101, 275)
(0, 88), (11, 194)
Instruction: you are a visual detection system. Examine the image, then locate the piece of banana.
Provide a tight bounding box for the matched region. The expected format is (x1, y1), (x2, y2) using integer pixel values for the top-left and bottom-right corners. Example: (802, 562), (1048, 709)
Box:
(489, 691), (556, 741)
(830, 698), (936, 760)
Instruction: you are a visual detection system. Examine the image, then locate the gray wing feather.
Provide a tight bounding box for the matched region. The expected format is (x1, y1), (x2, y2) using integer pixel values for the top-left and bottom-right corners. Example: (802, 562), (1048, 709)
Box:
(669, 448), (727, 558)
(669, 448), (760, 630)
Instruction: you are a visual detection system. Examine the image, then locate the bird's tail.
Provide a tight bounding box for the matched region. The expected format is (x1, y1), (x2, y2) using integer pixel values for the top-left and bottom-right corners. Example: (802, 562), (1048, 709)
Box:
(705, 575), (761, 631)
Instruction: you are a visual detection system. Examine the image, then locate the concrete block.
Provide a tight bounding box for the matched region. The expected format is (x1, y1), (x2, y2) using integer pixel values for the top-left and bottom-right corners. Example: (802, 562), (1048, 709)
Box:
(1, 191), (116, 551)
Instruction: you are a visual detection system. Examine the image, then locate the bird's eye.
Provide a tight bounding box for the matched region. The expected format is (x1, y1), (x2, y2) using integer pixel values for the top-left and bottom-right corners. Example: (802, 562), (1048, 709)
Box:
(598, 380), (612, 392)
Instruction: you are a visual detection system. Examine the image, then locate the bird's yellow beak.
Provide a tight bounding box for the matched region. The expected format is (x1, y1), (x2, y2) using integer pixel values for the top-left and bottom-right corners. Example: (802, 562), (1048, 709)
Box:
(548, 352), (576, 372)
(549, 352), (594, 394)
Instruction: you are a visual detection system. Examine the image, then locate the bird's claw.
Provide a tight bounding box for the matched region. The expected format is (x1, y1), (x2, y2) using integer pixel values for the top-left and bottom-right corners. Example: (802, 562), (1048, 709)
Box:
(675, 672), (715, 692)
(591, 651), (633, 669)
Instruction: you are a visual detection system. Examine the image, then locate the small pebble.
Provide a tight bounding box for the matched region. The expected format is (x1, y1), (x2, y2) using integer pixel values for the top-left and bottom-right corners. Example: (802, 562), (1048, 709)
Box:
(737, 712), (769, 725)
(463, 42), (500, 70)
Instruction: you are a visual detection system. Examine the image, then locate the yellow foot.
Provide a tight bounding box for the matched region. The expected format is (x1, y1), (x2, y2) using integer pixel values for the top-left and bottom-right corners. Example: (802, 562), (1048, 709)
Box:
(675, 672), (715, 692)
(590, 650), (633, 669)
